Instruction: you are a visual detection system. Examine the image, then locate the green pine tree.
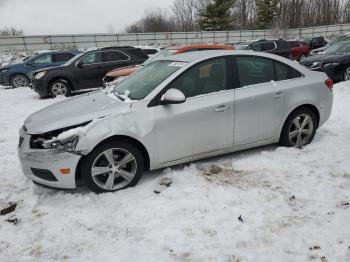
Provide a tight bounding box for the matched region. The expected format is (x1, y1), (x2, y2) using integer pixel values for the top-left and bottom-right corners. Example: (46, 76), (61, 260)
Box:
(199, 0), (236, 31)
(256, 0), (280, 29)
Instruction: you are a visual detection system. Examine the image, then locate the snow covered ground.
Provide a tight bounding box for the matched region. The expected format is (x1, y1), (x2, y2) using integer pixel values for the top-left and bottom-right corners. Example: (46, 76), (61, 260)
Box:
(0, 82), (349, 262)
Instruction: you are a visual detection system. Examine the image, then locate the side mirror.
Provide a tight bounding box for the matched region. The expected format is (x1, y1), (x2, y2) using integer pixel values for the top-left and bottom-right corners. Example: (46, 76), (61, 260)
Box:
(160, 88), (186, 105)
(25, 61), (33, 66)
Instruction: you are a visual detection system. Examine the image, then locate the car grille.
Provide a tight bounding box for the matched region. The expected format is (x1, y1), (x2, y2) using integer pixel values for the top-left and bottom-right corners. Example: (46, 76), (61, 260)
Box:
(18, 137), (24, 148)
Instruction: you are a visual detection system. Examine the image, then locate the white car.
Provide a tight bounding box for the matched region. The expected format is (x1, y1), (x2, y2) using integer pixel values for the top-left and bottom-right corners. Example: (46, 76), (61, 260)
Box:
(18, 50), (333, 193)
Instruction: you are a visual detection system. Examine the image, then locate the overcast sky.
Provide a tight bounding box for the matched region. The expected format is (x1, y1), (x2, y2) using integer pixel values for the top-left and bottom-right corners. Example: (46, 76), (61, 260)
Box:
(0, 0), (174, 35)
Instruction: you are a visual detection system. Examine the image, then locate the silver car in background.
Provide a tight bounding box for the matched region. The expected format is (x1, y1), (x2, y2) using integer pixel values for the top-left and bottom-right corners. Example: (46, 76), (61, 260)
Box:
(18, 50), (333, 193)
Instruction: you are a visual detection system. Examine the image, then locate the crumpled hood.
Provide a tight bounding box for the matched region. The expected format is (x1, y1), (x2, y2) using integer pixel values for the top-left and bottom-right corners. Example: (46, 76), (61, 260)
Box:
(301, 54), (349, 65)
(24, 91), (132, 134)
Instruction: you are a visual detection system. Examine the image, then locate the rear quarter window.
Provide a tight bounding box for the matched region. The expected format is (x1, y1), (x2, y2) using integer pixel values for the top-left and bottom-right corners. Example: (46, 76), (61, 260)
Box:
(275, 61), (303, 81)
(262, 42), (276, 51)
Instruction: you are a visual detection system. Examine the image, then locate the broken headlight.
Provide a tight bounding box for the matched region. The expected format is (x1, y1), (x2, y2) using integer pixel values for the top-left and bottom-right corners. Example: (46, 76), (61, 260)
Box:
(30, 121), (91, 152)
(44, 136), (79, 152)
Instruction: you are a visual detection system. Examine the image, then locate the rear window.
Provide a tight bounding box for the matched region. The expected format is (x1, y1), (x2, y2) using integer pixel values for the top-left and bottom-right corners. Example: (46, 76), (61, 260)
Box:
(52, 53), (75, 62)
(236, 56), (274, 87)
(235, 56), (303, 86)
(103, 51), (129, 62)
(276, 41), (290, 50)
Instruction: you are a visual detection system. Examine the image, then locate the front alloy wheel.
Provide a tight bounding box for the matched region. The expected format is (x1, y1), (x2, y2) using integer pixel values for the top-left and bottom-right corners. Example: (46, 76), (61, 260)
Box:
(82, 141), (144, 193)
(49, 80), (71, 97)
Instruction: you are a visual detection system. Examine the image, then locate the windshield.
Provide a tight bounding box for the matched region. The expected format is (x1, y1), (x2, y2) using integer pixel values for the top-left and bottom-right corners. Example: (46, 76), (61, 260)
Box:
(112, 60), (186, 100)
(324, 42), (350, 55)
(64, 52), (84, 65)
(143, 49), (177, 66)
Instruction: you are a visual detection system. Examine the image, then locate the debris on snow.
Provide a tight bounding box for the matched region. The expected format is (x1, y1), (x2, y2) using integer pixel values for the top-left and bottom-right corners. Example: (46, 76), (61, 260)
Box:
(0, 203), (17, 216)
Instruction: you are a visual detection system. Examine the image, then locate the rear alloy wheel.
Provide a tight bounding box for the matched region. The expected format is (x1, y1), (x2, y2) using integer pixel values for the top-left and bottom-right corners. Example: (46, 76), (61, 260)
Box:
(49, 80), (71, 97)
(10, 74), (29, 88)
(81, 141), (144, 193)
(280, 108), (317, 148)
(344, 67), (350, 81)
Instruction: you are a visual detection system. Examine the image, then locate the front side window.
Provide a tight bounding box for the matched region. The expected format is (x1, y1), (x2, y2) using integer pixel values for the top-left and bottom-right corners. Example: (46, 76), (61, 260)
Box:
(80, 52), (102, 65)
(103, 51), (129, 62)
(236, 56), (274, 87)
(250, 43), (262, 51)
(112, 60), (186, 100)
(32, 54), (52, 64)
(168, 58), (227, 98)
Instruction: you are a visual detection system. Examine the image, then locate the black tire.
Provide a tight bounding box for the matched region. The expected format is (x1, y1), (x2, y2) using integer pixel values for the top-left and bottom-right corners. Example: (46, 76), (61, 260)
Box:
(81, 141), (144, 193)
(279, 107), (317, 148)
(48, 79), (71, 97)
(10, 74), (29, 88)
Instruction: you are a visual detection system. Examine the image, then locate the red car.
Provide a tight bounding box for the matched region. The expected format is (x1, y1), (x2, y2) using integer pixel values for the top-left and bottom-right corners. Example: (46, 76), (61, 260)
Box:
(289, 41), (311, 61)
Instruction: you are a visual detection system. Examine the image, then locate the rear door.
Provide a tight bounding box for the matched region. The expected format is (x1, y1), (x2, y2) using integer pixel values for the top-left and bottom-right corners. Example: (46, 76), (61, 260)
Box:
(233, 55), (286, 146)
(75, 51), (105, 89)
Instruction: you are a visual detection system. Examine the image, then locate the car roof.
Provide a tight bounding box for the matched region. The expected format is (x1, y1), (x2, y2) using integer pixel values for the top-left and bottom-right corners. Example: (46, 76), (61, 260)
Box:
(166, 44), (233, 52)
(157, 50), (308, 72)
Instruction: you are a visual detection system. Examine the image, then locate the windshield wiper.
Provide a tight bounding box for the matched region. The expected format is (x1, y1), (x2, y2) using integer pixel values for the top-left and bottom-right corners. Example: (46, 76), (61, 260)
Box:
(113, 90), (125, 101)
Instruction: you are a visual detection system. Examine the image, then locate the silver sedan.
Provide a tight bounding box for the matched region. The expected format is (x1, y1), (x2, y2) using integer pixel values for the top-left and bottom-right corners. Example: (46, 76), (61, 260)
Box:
(18, 50), (333, 193)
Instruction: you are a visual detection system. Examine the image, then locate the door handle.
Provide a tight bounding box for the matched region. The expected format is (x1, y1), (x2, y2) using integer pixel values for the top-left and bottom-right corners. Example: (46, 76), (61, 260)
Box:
(273, 91), (284, 98)
(215, 105), (230, 112)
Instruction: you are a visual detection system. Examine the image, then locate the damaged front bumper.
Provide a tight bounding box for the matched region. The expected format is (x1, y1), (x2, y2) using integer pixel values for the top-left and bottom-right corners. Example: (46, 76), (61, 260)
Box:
(17, 129), (81, 189)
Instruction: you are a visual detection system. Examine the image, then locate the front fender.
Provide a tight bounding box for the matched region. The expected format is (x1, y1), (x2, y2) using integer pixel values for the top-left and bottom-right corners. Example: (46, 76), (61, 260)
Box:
(74, 108), (155, 158)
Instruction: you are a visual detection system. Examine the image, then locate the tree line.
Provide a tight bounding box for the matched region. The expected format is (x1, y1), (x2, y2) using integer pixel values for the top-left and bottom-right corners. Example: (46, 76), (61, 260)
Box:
(125, 0), (350, 33)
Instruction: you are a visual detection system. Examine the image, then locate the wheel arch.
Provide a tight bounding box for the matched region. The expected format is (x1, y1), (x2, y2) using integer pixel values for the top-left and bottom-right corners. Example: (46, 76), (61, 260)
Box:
(9, 73), (29, 82)
(76, 135), (150, 183)
(48, 76), (76, 91)
(278, 103), (320, 142)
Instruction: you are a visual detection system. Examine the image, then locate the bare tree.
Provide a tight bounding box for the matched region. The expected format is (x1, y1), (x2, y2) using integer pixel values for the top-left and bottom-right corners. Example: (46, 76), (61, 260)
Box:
(172, 0), (198, 31)
(0, 26), (23, 36)
(125, 8), (177, 33)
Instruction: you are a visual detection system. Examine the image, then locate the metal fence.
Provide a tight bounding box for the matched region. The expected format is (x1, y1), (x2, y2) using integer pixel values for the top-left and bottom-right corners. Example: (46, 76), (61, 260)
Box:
(1, 23), (350, 52)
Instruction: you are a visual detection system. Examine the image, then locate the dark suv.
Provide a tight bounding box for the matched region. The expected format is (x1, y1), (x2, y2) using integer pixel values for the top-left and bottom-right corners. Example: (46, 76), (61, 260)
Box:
(246, 40), (292, 58)
(0, 51), (79, 88)
(32, 46), (148, 97)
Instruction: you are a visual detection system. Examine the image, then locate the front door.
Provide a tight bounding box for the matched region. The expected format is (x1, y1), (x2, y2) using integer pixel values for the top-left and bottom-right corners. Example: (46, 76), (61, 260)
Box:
(154, 57), (235, 164)
(75, 52), (105, 89)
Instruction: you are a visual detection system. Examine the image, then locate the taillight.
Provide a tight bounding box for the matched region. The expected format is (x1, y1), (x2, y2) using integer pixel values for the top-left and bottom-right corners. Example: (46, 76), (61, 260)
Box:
(325, 79), (333, 92)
